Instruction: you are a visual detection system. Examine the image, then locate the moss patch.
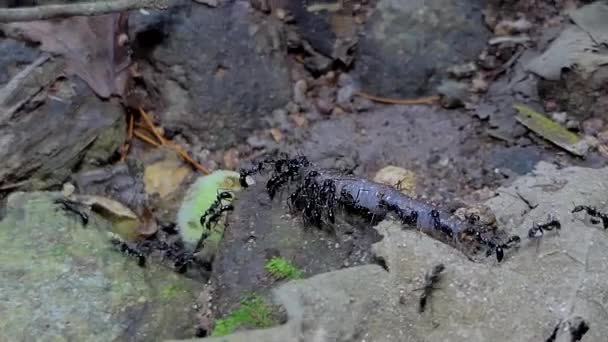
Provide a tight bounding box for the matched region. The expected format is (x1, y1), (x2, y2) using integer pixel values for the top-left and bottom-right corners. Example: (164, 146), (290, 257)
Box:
(264, 257), (303, 280)
(211, 295), (277, 337)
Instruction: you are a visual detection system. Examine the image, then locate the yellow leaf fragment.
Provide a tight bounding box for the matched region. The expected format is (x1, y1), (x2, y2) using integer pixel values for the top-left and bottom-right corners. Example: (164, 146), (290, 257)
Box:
(514, 104), (587, 157)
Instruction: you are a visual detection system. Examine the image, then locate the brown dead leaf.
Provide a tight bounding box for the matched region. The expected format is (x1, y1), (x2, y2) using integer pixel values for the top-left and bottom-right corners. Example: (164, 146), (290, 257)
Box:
(138, 207), (158, 237)
(292, 114), (308, 127)
(1, 13), (131, 98)
(269, 128), (284, 142)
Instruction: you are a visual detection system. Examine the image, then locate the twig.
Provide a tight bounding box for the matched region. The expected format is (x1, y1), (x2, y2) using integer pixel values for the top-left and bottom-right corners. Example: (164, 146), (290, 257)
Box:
(168, 142), (210, 174)
(134, 129), (161, 147)
(138, 107), (166, 145)
(135, 107), (210, 174)
(356, 91), (440, 105)
(0, 0), (177, 23)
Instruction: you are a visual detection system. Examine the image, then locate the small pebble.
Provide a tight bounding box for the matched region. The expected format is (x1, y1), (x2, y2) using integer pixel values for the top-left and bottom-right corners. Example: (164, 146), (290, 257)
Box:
(316, 98), (333, 115)
(285, 101), (300, 114)
(582, 117), (604, 136)
(293, 80), (308, 105)
(337, 85), (355, 107)
(566, 119), (580, 131)
(551, 112), (568, 124)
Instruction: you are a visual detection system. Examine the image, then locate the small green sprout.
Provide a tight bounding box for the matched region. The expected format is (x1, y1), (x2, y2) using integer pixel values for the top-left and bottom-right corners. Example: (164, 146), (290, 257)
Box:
(264, 256), (303, 280)
(211, 295), (276, 337)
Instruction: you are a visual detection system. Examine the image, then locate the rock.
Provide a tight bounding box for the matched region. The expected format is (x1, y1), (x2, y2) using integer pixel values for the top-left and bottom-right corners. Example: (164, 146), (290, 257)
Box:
(282, 1), (357, 68)
(130, 2), (292, 149)
(315, 98), (333, 115)
(0, 191), (201, 341)
(191, 162), (608, 342)
(352, 96), (373, 112)
(353, 0), (489, 97)
(293, 79), (308, 105)
(582, 117), (604, 136)
(437, 80), (469, 108)
(0, 37), (40, 86)
(0, 61), (126, 191)
(551, 111), (568, 124)
(447, 62), (478, 79)
(70, 161), (148, 218)
(336, 84), (355, 108)
(531, 2), (608, 119)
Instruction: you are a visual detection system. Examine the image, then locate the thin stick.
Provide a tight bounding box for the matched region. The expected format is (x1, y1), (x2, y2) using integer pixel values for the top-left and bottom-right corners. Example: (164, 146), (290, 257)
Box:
(356, 91), (440, 105)
(134, 129), (160, 147)
(138, 107), (166, 145)
(119, 113), (135, 161)
(127, 112), (134, 139)
(0, 0), (176, 23)
(169, 142), (210, 175)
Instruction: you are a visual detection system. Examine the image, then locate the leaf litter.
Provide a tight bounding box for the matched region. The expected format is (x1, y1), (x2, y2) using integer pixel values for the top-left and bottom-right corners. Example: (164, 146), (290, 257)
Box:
(1, 12), (131, 99)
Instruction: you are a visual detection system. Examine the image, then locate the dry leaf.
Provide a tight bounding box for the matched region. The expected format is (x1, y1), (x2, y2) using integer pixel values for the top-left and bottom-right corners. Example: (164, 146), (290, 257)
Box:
(514, 104), (587, 157)
(269, 128), (284, 142)
(1, 13), (131, 98)
(138, 207), (158, 237)
(78, 194), (139, 220)
(75, 194), (141, 241)
(292, 114), (308, 127)
(144, 157), (191, 198)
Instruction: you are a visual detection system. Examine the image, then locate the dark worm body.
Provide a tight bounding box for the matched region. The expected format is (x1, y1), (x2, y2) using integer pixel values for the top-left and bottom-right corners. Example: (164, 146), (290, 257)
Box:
(239, 155), (519, 262)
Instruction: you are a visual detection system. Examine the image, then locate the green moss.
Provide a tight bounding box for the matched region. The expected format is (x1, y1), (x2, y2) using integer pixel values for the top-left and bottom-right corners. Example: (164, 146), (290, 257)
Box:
(211, 295), (277, 337)
(49, 245), (66, 257)
(161, 284), (185, 299)
(264, 257), (303, 280)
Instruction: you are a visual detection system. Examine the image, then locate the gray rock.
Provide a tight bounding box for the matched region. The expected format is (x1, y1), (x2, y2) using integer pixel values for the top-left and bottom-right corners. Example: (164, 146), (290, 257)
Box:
(0, 37), (40, 87)
(0, 191), (201, 341)
(190, 162), (608, 342)
(437, 80), (468, 108)
(130, 2), (292, 149)
(353, 0), (489, 97)
(336, 84), (356, 108)
(0, 60), (125, 191)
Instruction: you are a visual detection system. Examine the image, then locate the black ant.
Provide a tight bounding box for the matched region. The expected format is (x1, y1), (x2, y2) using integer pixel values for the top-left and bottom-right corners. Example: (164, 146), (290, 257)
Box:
(110, 237), (147, 267)
(491, 236), (521, 262)
(200, 191), (234, 230)
(465, 213), (480, 224)
(54, 198), (89, 225)
(572, 205), (608, 229)
(238, 158), (276, 188)
(318, 179), (337, 224)
(379, 199), (418, 227)
(416, 263), (445, 313)
(528, 215), (561, 240)
(546, 317), (589, 342)
(429, 209), (454, 239)
(473, 231), (521, 262)
(266, 156), (310, 199)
